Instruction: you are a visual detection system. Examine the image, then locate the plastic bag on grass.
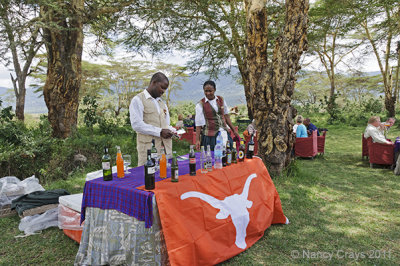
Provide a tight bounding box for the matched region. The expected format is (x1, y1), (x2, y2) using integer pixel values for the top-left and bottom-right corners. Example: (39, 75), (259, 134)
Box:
(0, 194), (21, 209)
(0, 176), (23, 196)
(19, 176), (45, 194)
(0, 175), (44, 197)
(18, 207), (59, 235)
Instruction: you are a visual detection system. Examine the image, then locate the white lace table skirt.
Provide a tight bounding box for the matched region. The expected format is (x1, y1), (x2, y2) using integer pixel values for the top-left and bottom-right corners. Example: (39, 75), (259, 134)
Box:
(75, 196), (169, 265)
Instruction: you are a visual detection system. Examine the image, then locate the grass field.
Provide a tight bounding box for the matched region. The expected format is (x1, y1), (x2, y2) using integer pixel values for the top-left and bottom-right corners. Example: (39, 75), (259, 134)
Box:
(1, 125), (399, 265)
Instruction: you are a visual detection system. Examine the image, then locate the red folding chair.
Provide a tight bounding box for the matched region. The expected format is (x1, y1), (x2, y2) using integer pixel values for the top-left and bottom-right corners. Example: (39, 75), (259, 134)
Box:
(317, 130), (327, 155)
(180, 127), (196, 145)
(362, 134), (369, 159)
(367, 137), (394, 168)
(295, 130), (318, 158)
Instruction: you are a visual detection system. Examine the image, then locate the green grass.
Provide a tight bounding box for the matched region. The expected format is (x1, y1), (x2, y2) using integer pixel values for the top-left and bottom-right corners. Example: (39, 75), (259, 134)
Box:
(1, 125), (400, 265)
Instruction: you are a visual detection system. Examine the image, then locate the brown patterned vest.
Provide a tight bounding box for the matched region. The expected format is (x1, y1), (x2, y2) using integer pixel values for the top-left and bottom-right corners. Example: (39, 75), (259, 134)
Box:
(200, 96), (229, 137)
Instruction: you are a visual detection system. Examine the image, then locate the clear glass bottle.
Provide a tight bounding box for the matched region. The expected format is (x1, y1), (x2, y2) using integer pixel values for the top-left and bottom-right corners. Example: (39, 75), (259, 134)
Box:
(171, 151), (179, 182)
(206, 145), (213, 171)
(200, 146), (207, 173)
(214, 133), (223, 169)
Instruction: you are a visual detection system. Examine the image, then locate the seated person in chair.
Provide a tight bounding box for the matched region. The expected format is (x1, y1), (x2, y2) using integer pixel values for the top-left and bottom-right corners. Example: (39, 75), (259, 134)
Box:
(295, 116), (308, 138)
(175, 114), (184, 129)
(364, 116), (391, 144)
(243, 119), (256, 138)
(304, 118), (320, 136)
(379, 117), (396, 136)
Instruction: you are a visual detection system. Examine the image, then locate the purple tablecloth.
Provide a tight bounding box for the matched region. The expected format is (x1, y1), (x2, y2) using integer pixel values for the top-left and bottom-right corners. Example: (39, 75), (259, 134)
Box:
(81, 153), (207, 228)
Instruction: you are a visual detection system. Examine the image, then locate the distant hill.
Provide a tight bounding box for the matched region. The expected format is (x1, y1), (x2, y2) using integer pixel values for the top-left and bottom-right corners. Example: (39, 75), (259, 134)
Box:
(0, 69), (383, 114)
(0, 70), (247, 114)
(169, 69), (246, 107)
(0, 86), (47, 114)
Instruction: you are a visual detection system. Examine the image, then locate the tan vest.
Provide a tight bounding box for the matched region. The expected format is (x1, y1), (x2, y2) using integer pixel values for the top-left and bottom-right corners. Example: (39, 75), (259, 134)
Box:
(136, 91), (172, 166)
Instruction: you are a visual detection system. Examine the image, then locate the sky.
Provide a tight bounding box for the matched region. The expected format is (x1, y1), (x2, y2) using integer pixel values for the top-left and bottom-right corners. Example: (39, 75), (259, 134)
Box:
(0, 47), (383, 89)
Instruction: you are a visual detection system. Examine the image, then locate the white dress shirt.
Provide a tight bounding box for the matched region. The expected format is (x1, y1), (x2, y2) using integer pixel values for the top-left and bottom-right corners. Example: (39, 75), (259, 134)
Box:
(129, 89), (175, 137)
(195, 96), (230, 145)
(364, 124), (391, 144)
(195, 97), (229, 127)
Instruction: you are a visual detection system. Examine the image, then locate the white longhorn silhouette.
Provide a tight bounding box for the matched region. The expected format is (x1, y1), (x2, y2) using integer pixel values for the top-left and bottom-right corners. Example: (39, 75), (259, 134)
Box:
(180, 173), (257, 249)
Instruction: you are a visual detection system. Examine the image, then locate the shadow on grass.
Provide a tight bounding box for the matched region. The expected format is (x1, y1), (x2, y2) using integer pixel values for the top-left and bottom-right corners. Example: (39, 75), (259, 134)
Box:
(220, 150), (400, 265)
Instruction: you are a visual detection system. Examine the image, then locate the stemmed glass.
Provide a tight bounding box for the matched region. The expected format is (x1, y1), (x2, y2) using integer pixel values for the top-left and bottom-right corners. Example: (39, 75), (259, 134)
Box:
(122, 154), (131, 174)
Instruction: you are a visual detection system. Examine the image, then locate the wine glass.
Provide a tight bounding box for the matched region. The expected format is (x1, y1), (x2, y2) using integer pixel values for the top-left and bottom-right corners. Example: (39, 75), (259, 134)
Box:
(122, 154), (131, 174)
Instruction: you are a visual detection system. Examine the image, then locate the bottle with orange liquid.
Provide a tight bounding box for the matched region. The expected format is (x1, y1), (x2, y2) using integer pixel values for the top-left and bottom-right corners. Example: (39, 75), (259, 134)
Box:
(116, 146), (125, 178)
(159, 147), (167, 179)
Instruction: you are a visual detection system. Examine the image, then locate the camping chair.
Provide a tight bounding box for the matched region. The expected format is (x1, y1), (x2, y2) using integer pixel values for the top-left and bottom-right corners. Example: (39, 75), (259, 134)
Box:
(317, 130), (327, 155)
(367, 137), (394, 168)
(295, 130), (318, 158)
(362, 134), (369, 159)
(180, 127), (196, 145)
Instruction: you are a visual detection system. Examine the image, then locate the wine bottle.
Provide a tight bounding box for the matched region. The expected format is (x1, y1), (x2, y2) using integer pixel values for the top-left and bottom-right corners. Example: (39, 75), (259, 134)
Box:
(102, 147), (112, 181)
(144, 149), (155, 190)
(189, 145), (196, 176)
(222, 142), (227, 167)
(226, 141), (232, 166)
(232, 142), (237, 164)
(246, 134), (255, 159)
(151, 139), (157, 164)
(116, 146), (125, 178)
(171, 151), (179, 182)
(238, 140), (245, 162)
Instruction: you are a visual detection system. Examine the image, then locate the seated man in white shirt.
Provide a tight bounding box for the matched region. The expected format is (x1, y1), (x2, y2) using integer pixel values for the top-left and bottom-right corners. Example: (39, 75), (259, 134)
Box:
(379, 117), (396, 135)
(129, 72), (176, 166)
(364, 116), (391, 144)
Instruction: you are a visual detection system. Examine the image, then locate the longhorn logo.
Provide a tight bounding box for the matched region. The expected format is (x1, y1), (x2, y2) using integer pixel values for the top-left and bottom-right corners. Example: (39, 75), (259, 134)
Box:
(180, 173), (257, 249)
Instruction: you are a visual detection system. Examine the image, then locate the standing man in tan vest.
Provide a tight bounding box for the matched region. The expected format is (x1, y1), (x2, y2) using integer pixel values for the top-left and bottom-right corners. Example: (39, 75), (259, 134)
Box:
(129, 72), (176, 166)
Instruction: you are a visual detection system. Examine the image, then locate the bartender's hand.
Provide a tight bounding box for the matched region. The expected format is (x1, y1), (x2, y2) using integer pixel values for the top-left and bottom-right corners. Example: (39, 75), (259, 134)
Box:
(195, 140), (201, 150)
(160, 129), (174, 139)
(234, 130), (241, 139)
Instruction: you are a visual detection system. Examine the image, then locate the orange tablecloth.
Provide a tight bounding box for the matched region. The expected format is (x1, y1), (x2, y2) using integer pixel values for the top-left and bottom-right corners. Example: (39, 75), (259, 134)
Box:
(138, 157), (287, 266)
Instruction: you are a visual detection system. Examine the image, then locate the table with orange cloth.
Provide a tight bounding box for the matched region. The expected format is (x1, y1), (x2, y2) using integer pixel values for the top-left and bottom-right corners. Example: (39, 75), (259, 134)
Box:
(76, 156), (288, 266)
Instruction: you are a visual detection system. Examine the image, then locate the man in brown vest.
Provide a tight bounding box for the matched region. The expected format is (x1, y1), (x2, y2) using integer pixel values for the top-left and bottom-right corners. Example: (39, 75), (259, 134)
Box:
(129, 72), (175, 166)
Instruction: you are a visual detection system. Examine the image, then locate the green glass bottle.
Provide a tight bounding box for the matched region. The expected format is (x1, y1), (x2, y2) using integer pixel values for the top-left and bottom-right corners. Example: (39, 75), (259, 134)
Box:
(171, 151), (179, 182)
(145, 149), (155, 190)
(151, 139), (158, 164)
(102, 147), (112, 181)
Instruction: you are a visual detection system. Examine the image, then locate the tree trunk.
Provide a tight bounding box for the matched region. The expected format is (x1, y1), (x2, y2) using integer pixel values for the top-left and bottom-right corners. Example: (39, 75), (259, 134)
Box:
(10, 74), (26, 121)
(41, 0), (84, 138)
(385, 90), (396, 117)
(15, 81), (26, 121)
(237, 64), (253, 120)
(245, 0), (309, 175)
